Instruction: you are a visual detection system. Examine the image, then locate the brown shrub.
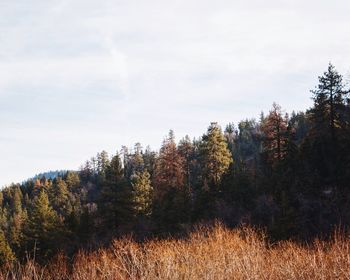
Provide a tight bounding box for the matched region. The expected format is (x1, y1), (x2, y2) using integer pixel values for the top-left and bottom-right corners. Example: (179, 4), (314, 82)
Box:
(1, 224), (350, 279)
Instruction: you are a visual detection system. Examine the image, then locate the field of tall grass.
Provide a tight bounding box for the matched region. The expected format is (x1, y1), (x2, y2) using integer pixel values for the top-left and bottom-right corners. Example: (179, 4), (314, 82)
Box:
(2, 224), (350, 279)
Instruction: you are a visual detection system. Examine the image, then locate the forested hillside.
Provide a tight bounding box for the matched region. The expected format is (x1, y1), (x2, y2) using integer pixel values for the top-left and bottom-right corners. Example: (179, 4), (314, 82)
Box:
(1, 64), (350, 265)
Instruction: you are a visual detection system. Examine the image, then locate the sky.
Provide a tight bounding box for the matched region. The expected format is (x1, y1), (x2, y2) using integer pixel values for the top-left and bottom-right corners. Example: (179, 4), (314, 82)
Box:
(1, 0), (350, 187)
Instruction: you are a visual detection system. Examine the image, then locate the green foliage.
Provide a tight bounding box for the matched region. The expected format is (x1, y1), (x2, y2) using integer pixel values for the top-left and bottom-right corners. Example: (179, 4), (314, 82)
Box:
(311, 63), (349, 137)
(124, 143), (145, 179)
(97, 151), (110, 178)
(65, 171), (80, 191)
(23, 191), (66, 260)
(178, 135), (195, 188)
(131, 170), (153, 217)
(99, 154), (134, 232)
(0, 230), (15, 266)
(200, 122), (233, 187)
(303, 64), (350, 190)
(49, 177), (71, 216)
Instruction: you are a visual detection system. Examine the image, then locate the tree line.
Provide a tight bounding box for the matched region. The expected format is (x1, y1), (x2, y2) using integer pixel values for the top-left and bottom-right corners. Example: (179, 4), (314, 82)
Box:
(0, 64), (350, 265)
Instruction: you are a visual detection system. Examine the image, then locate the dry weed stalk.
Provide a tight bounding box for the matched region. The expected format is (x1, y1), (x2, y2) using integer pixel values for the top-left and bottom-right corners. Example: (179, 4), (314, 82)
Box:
(1, 225), (350, 280)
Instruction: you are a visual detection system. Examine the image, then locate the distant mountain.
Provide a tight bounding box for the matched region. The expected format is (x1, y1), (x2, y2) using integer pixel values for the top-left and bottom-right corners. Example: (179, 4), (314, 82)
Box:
(31, 170), (71, 181)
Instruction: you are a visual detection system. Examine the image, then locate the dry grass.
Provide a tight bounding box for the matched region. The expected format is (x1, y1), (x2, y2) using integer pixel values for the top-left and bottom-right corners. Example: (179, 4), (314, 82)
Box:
(1, 224), (350, 279)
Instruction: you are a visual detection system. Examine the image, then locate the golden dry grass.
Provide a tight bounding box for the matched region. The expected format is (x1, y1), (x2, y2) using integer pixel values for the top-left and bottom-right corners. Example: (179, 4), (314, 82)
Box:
(2, 224), (350, 280)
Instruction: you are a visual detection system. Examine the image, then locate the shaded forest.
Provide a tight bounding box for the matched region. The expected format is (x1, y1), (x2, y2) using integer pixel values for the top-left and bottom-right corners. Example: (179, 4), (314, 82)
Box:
(0, 64), (350, 265)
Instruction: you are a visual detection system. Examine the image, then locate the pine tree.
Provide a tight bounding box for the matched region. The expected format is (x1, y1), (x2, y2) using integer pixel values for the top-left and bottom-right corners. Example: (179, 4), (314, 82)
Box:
(106, 154), (124, 184)
(8, 211), (27, 254)
(0, 230), (15, 267)
(23, 191), (64, 260)
(194, 123), (233, 220)
(305, 64), (350, 189)
(95, 151), (109, 181)
(5, 187), (26, 253)
(80, 160), (93, 181)
(49, 177), (71, 216)
(124, 143), (145, 179)
(261, 103), (289, 165)
(143, 145), (157, 177)
(131, 170), (153, 217)
(200, 122), (233, 188)
(11, 186), (23, 215)
(65, 171), (80, 191)
(178, 135), (195, 190)
(153, 131), (189, 231)
(232, 119), (262, 177)
(99, 154), (133, 232)
(154, 130), (186, 197)
(311, 63), (349, 141)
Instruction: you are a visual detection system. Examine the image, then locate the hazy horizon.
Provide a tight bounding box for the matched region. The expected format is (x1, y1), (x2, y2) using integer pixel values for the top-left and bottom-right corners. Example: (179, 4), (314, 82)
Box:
(1, 0), (350, 187)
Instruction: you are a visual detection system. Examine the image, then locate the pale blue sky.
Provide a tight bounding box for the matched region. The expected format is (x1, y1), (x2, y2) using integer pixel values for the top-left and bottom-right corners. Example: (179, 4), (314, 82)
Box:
(1, 0), (350, 187)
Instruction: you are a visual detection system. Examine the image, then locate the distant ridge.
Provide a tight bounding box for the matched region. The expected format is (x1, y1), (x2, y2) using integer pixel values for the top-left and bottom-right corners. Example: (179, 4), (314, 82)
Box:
(31, 170), (71, 181)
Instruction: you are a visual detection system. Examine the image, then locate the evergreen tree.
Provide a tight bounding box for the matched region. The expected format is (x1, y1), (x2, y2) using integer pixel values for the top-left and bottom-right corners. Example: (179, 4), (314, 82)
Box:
(0, 230), (15, 267)
(311, 63), (349, 141)
(80, 160), (93, 181)
(153, 130), (186, 197)
(200, 122), (233, 188)
(65, 171), (80, 191)
(224, 123), (236, 154)
(153, 130), (189, 231)
(99, 154), (133, 232)
(131, 170), (153, 217)
(124, 143), (145, 179)
(261, 103), (289, 165)
(8, 210), (27, 255)
(194, 123), (232, 220)
(304, 64), (350, 190)
(23, 191), (64, 260)
(96, 151), (110, 180)
(143, 145), (157, 177)
(49, 177), (70, 216)
(178, 135), (195, 190)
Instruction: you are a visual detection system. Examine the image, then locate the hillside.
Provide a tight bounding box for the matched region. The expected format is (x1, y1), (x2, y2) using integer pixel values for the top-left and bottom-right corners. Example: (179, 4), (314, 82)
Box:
(0, 64), (349, 271)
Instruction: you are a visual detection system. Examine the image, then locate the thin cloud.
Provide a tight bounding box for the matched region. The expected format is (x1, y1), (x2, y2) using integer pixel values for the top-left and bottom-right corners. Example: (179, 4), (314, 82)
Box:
(0, 0), (350, 186)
